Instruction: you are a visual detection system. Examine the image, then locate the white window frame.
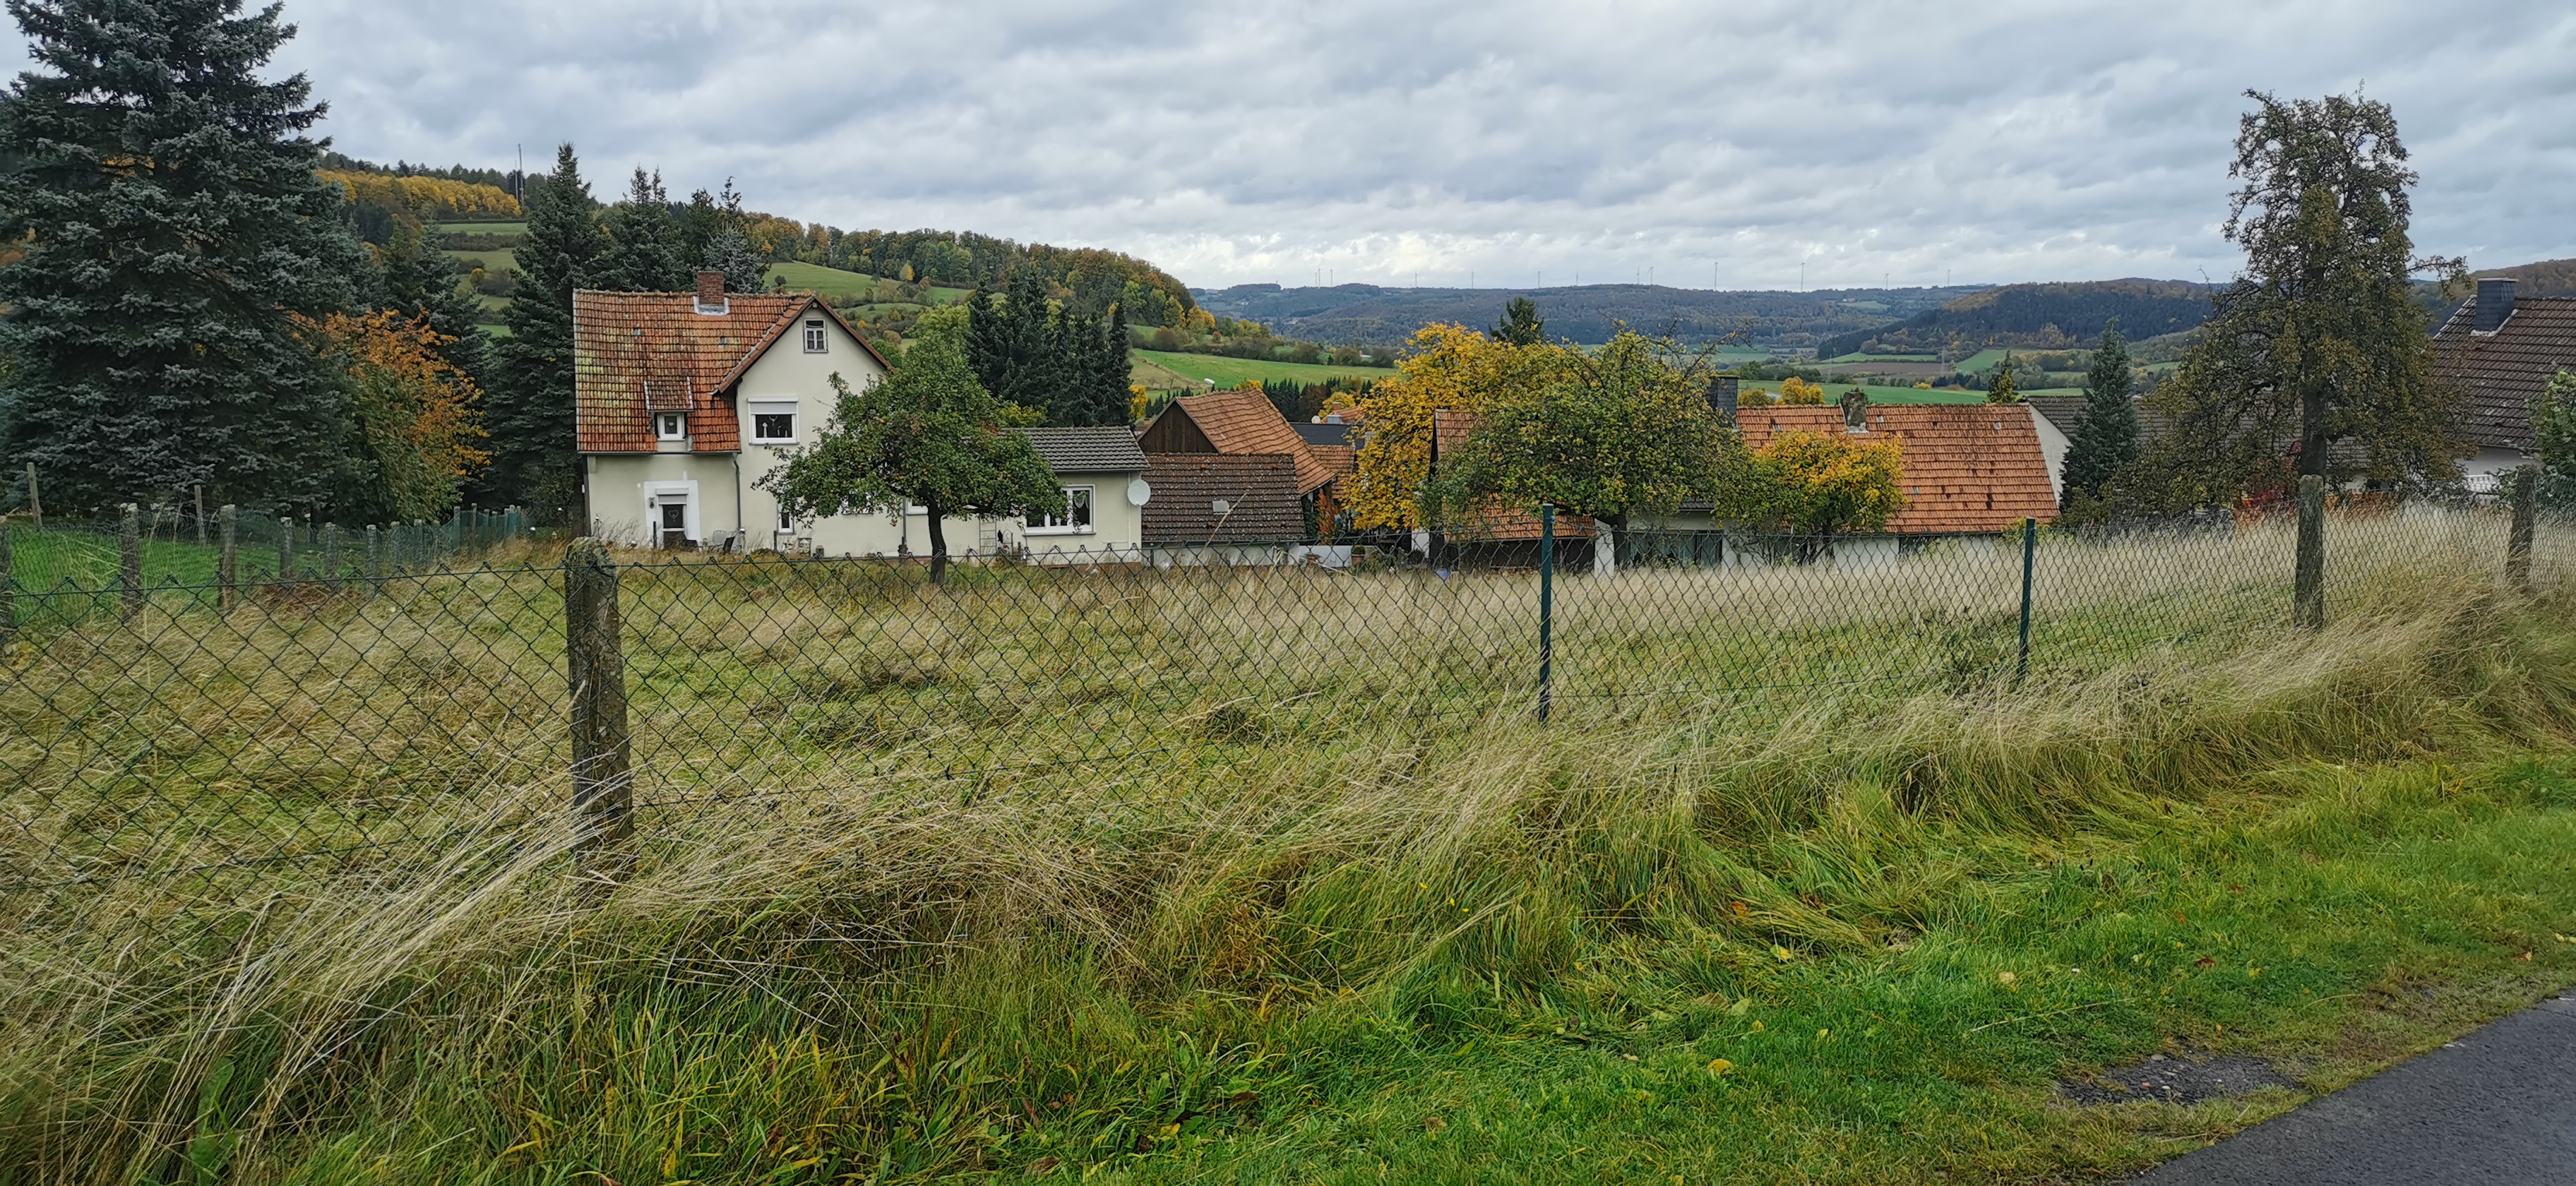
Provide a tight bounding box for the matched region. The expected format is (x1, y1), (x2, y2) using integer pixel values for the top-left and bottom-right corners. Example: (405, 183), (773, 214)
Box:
(802, 320), (828, 353)
(653, 410), (687, 441)
(1027, 485), (1096, 535)
(639, 480), (700, 547)
(746, 400), (799, 445)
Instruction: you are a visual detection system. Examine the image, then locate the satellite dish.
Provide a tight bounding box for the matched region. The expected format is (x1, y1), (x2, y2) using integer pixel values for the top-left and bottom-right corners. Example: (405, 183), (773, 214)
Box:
(1126, 478), (1151, 506)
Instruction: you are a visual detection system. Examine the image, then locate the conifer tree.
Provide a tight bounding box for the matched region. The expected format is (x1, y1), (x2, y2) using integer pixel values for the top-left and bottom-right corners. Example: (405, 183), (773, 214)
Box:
(695, 179), (764, 292)
(1985, 354), (2022, 405)
(1491, 295), (1546, 345)
(2062, 321), (2140, 501)
(0, 0), (369, 513)
(487, 143), (602, 520)
(966, 269), (1057, 416)
(595, 167), (684, 292)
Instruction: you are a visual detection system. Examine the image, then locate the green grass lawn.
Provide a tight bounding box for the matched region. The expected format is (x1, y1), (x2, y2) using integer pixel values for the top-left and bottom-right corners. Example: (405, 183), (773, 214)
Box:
(1133, 349), (1393, 390)
(437, 220), (526, 238)
(447, 247), (516, 276)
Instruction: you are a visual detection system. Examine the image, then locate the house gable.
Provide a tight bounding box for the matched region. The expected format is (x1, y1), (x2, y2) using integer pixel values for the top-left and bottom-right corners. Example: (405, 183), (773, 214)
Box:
(1142, 390), (1337, 494)
(2433, 293), (2576, 453)
(573, 290), (891, 455)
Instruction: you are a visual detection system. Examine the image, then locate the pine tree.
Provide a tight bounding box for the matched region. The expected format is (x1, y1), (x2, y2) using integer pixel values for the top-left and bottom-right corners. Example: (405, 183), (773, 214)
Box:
(1044, 304), (1090, 426)
(966, 269), (1056, 417)
(696, 179), (764, 292)
(1099, 302), (1133, 424)
(0, 0), (369, 513)
(595, 167), (683, 292)
(1491, 296), (1546, 345)
(487, 143), (603, 520)
(2061, 321), (2140, 501)
(1985, 354), (2022, 405)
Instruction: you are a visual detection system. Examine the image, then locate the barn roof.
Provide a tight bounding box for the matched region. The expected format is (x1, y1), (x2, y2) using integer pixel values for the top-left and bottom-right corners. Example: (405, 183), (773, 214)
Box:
(1735, 405), (2058, 534)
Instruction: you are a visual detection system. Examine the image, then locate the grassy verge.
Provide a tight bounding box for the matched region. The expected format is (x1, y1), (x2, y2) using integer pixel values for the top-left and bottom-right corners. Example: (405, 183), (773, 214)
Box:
(6, 525), (2576, 1182)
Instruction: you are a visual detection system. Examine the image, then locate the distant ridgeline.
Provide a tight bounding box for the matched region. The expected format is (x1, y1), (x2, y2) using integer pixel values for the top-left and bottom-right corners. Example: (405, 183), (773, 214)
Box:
(1812, 280), (2212, 359)
(1194, 284), (1985, 349)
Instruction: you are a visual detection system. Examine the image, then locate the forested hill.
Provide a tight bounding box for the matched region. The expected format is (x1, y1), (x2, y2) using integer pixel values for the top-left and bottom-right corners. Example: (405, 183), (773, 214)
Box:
(1192, 283), (1988, 349)
(1812, 280), (2212, 358)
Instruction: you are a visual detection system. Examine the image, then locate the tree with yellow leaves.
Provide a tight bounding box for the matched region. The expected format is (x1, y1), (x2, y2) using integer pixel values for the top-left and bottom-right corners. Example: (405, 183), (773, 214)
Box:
(1777, 376), (1826, 405)
(299, 311), (489, 520)
(1727, 430), (1906, 560)
(1341, 323), (1574, 530)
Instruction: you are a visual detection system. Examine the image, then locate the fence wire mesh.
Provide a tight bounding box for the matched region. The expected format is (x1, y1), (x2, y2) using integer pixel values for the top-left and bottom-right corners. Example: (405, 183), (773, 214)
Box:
(0, 497), (2553, 914)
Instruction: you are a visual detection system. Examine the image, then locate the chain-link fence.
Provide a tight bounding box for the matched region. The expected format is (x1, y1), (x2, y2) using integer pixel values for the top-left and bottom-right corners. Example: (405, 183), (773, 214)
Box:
(0, 487), (2557, 916)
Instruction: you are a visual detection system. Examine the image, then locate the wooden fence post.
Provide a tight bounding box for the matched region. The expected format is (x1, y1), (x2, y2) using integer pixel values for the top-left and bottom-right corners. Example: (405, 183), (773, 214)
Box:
(218, 505), (238, 611)
(277, 515), (294, 588)
(119, 503), (142, 621)
(23, 462), (36, 529)
(564, 537), (633, 880)
(2294, 474), (2325, 631)
(2508, 464), (2539, 594)
(193, 484), (205, 546)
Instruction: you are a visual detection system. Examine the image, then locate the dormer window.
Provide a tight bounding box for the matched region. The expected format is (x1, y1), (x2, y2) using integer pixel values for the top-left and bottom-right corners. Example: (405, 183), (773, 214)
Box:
(655, 411), (687, 441)
(803, 319), (827, 353)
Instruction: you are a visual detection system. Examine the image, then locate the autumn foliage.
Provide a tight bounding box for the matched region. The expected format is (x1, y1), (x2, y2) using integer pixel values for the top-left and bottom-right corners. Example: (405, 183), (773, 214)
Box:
(1731, 431), (1907, 537)
(1340, 324), (1574, 530)
(299, 311), (489, 519)
(318, 172), (520, 222)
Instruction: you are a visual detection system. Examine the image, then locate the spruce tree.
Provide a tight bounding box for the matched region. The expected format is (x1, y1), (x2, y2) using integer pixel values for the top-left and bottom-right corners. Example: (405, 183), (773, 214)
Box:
(1491, 295), (1545, 345)
(1043, 304), (1090, 426)
(595, 167), (683, 292)
(0, 0), (369, 513)
(1099, 301), (1133, 424)
(487, 143), (602, 520)
(966, 269), (1056, 416)
(2062, 321), (2140, 501)
(695, 179), (764, 292)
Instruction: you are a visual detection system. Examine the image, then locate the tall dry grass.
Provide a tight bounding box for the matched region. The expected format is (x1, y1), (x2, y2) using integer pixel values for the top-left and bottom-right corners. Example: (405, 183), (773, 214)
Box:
(1, 508), (2572, 1180)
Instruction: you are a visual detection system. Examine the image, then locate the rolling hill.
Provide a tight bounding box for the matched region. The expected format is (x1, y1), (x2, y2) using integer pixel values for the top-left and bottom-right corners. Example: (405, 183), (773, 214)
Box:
(1811, 280), (2213, 359)
(1192, 283), (1987, 349)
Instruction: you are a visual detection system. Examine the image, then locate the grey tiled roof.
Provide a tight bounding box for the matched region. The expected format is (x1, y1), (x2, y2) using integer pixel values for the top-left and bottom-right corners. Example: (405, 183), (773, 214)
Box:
(2433, 296), (2576, 451)
(1012, 426), (1148, 473)
(1294, 421), (1356, 448)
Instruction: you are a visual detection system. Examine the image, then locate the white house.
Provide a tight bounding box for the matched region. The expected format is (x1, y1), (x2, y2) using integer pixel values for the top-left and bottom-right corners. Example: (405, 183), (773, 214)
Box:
(573, 272), (1147, 557)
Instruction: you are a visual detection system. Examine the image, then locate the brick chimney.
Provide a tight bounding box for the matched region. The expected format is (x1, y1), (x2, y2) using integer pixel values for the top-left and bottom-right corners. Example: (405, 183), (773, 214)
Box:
(2475, 277), (2517, 333)
(694, 269), (727, 313)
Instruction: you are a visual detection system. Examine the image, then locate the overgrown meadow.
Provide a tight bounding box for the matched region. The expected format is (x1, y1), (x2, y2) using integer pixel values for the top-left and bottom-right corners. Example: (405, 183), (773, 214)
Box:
(4, 507), (2575, 1183)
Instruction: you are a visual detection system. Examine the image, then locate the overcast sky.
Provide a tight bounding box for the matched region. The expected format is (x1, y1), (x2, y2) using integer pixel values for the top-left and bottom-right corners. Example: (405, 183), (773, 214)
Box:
(11, 1), (2571, 291)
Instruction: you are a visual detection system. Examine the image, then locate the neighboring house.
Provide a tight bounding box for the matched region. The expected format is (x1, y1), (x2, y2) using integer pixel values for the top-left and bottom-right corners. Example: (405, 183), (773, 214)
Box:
(996, 427), (1150, 561)
(1635, 399), (2057, 566)
(1424, 406), (1599, 565)
(574, 272), (1147, 557)
(2434, 278), (2576, 493)
(1140, 389), (1342, 530)
(1140, 453), (1308, 565)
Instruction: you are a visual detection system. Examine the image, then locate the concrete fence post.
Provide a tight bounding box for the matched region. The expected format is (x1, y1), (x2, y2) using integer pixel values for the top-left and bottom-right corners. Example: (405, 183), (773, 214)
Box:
(2508, 464), (2538, 594)
(322, 522), (342, 592)
(564, 537), (633, 882)
(119, 503), (142, 621)
(217, 505), (238, 611)
(364, 525), (381, 589)
(277, 515), (294, 588)
(2294, 474), (2326, 632)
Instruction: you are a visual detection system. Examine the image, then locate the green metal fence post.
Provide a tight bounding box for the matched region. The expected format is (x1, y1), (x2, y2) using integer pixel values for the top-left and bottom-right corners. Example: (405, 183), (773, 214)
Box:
(119, 503), (142, 621)
(0, 520), (14, 653)
(1538, 503), (1554, 724)
(218, 505), (238, 611)
(2508, 464), (2537, 594)
(2015, 517), (2037, 683)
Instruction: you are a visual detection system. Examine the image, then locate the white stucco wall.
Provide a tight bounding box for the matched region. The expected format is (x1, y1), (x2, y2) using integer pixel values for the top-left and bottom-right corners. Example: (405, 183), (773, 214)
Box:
(2027, 405), (2069, 503)
(583, 311), (1150, 557)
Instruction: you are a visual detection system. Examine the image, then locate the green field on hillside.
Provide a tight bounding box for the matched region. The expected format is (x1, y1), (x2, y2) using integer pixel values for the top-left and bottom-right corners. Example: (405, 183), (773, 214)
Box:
(448, 248), (516, 276)
(1131, 349), (1391, 390)
(765, 261), (970, 306)
(437, 220), (525, 237)
(1818, 352), (1940, 364)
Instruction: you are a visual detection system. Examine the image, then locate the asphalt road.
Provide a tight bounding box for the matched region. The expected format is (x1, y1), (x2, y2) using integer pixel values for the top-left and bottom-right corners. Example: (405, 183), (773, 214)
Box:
(2130, 992), (2576, 1185)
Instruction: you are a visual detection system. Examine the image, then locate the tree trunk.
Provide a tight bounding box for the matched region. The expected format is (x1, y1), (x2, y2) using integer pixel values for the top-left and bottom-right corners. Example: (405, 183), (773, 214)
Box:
(924, 495), (950, 585)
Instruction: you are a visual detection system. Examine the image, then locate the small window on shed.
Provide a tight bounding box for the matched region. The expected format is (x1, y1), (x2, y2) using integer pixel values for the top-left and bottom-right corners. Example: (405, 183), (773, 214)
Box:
(803, 320), (827, 353)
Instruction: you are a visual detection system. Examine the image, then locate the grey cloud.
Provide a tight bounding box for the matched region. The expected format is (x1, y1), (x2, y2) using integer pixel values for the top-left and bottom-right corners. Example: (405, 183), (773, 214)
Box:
(4, 0), (2570, 288)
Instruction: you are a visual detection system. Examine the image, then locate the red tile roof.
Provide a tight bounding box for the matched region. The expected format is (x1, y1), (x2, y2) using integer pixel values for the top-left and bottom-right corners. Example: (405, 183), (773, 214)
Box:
(2433, 295), (2576, 452)
(1736, 405), (2057, 533)
(573, 290), (888, 454)
(1424, 407), (1597, 540)
(1159, 390), (1338, 493)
